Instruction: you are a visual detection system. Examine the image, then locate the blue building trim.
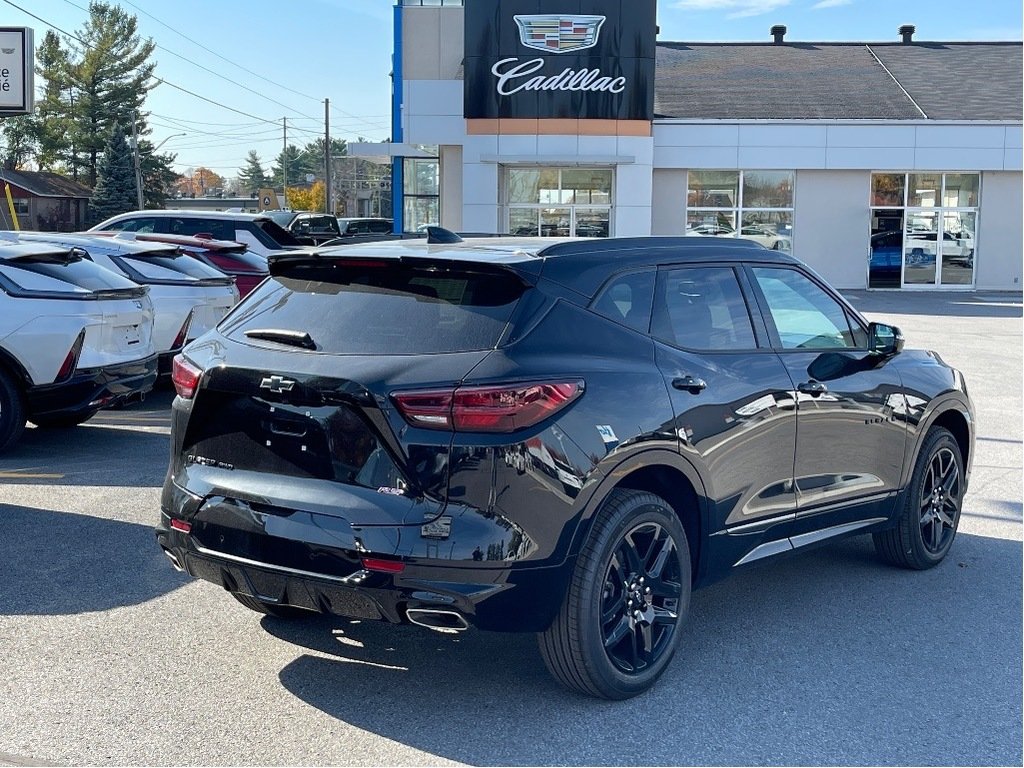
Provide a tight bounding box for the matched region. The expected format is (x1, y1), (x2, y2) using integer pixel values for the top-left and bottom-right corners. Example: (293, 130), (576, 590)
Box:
(391, 3), (404, 234)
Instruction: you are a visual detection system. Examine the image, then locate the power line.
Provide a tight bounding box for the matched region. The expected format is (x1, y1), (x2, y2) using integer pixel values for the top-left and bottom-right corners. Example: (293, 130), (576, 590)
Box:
(1, 0), (282, 126)
(117, 0), (325, 104)
(57, 0), (321, 122)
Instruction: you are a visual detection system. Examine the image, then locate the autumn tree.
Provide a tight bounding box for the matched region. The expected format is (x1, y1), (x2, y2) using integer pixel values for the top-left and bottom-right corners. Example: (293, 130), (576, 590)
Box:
(174, 167), (226, 197)
(286, 181), (325, 212)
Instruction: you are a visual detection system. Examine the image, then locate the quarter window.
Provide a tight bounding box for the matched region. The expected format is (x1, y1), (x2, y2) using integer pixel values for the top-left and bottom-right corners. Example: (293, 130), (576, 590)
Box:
(752, 267), (865, 350)
(591, 271), (655, 332)
(652, 267), (756, 351)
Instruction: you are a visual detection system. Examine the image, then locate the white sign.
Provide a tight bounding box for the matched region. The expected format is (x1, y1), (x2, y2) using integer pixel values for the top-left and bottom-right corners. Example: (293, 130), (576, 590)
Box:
(0, 28), (33, 115)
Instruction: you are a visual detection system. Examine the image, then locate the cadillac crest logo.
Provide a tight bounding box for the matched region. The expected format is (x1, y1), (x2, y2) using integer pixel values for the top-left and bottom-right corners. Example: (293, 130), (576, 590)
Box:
(514, 15), (606, 54)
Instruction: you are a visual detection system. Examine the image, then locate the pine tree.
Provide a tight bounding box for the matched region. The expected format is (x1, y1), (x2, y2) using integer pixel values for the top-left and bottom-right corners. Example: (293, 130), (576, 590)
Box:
(0, 116), (36, 170)
(67, 2), (156, 186)
(90, 123), (138, 223)
(138, 141), (178, 208)
(270, 145), (314, 188)
(29, 30), (74, 173)
(238, 150), (268, 194)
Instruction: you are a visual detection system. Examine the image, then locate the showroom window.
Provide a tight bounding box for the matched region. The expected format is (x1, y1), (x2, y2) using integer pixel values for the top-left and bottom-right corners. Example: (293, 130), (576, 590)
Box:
(403, 157), (440, 233)
(685, 170), (795, 252)
(504, 167), (613, 238)
(869, 172), (979, 288)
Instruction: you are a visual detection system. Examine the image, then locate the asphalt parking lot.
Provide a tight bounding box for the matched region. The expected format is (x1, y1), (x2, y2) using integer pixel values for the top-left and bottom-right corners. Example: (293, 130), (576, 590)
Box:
(0, 290), (1021, 767)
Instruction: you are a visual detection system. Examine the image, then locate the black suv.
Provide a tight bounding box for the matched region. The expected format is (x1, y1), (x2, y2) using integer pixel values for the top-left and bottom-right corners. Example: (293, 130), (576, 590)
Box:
(158, 236), (974, 699)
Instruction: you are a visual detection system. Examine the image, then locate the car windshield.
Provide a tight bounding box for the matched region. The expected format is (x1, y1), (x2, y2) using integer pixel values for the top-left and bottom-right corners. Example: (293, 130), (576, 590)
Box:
(263, 211), (297, 228)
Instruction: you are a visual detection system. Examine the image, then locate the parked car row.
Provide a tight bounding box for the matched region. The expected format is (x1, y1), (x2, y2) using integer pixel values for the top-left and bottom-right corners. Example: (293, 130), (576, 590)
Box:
(0, 223), (277, 452)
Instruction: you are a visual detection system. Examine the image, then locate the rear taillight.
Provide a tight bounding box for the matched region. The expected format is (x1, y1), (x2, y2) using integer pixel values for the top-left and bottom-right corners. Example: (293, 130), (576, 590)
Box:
(392, 380), (584, 433)
(171, 356), (202, 399)
(55, 330), (86, 383)
(171, 310), (194, 350)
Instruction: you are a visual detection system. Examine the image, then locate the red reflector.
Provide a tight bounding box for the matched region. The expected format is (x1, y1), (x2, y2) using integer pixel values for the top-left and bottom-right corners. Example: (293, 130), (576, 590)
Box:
(56, 330), (86, 383)
(361, 557), (405, 574)
(169, 518), (191, 533)
(171, 355), (202, 399)
(171, 310), (194, 350)
(393, 381), (584, 433)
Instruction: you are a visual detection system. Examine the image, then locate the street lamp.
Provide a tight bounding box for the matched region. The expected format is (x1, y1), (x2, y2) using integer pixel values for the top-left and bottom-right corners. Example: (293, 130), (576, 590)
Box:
(153, 133), (186, 152)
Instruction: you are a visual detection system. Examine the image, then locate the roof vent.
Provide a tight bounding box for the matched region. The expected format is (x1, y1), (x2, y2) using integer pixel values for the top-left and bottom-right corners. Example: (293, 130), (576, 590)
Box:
(899, 24), (915, 44)
(770, 24), (787, 44)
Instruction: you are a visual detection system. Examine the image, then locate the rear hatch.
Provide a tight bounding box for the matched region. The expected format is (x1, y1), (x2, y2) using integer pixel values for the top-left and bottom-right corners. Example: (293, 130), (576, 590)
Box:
(0, 244), (154, 364)
(177, 251), (533, 527)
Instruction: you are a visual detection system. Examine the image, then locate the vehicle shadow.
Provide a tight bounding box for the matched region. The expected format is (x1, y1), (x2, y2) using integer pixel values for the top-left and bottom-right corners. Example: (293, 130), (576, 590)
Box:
(269, 532), (1022, 766)
(0, 393), (172, 488)
(0, 504), (189, 615)
(841, 290), (1023, 319)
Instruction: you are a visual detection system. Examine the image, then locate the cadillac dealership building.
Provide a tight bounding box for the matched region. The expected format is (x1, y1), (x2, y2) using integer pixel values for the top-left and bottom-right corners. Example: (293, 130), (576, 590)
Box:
(373, 0), (1022, 290)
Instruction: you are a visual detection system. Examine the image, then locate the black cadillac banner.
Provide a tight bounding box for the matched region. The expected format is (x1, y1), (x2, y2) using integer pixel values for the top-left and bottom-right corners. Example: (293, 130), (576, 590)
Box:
(464, 0), (657, 121)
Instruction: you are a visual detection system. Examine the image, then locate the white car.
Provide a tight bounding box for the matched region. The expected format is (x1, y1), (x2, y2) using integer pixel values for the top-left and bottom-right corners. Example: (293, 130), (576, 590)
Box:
(89, 209), (304, 258)
(16, 233), (238, 375)
(0, 240), (158, 451)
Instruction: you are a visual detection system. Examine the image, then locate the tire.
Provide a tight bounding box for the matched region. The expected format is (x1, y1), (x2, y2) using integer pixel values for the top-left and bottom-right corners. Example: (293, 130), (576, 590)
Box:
(231, 592), (317, 620)
(874, 426), (964, 569)
(0, 367), (27, 454)
(539, 488), (691, 699)
(30, 410), (98, 429)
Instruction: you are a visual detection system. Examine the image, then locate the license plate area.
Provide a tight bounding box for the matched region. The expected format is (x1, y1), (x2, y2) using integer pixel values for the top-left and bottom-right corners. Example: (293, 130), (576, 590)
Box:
(192, 496), (363, 579)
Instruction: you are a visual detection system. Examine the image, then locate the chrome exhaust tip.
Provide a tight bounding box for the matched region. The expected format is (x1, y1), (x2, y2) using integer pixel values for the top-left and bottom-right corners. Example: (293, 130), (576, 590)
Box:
(406, 608), (469, 633)
(162, 547), (185, 572)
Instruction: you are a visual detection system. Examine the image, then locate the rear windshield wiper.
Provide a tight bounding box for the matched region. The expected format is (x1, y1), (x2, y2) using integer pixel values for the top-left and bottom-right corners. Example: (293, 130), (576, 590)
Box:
(243, 328), (317, 350)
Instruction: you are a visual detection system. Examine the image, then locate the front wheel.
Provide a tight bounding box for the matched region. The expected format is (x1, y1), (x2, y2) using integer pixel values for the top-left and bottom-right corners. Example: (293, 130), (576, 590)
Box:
(539, 488), (691, 699)
(0, 368), (26, 453)
(874, 426), (964, 569)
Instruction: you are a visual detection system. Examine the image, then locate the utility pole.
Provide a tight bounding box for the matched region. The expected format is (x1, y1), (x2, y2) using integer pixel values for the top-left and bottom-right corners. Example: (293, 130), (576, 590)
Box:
(282, 116), (288, 209)
(131, 111), (144, 210)
(324, 99), (332, 216)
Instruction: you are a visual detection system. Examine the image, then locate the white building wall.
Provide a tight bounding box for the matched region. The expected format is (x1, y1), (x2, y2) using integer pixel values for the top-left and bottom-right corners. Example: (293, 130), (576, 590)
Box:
(653, 121), (1023, 172)
(976, 172), (1023, 290)
(792, 171), (872, 290)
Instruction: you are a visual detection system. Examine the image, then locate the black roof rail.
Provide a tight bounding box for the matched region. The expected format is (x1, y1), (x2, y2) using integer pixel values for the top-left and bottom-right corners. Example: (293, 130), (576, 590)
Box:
(536, 236), (768, 258)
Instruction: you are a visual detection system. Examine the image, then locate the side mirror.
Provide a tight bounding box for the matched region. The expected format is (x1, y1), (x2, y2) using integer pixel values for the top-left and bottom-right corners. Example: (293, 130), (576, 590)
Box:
(869, 322), (904, 356)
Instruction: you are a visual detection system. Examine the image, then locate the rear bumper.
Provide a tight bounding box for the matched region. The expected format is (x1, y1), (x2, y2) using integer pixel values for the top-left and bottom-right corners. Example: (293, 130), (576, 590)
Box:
(26, 354), (158, 419)
(156, 487), (571, 633)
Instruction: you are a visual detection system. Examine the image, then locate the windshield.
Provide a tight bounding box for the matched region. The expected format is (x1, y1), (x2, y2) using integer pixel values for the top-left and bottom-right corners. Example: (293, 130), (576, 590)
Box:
(263, 211), (296, 228)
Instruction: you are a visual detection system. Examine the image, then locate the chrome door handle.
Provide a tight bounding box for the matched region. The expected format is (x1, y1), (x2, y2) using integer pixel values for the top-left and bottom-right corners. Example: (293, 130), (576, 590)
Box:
(672, 375), (707, 394)
(797, 380), (827, 396)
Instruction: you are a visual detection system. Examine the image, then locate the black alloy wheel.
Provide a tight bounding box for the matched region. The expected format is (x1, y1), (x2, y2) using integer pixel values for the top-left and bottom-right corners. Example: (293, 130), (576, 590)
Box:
(874, 426), (964, 569)
(919, 446), (960, 555)
(601, 522), (683, 675)
(539, 488), (691, 699)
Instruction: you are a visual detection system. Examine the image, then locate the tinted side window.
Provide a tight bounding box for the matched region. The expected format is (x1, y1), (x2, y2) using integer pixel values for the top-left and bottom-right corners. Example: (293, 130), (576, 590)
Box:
(167, 217), (234, 241)
(652, 267), (756, 351)
(591, 270), (655, 333)
(369, 221), (392, 234)
(105, 217), (157, 233)
(751, 267), (862, 350)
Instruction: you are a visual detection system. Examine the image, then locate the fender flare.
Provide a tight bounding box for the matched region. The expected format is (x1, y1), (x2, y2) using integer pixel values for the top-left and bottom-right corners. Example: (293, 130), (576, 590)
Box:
(566, 446), (711, 577)
(901, 393), (975, 487)
(0, 343), (32, 388)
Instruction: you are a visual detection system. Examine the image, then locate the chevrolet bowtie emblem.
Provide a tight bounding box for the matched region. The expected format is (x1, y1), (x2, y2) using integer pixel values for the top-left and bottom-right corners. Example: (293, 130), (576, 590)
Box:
(260, 375), (295, 394)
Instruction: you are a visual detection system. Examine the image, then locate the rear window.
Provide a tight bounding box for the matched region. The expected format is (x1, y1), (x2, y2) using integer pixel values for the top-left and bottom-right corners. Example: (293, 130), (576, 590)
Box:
(203, 248), (267, 273)
(121, 251), (227, 281)
(0, 250), (141, 295)
(222, 265), (525, 354)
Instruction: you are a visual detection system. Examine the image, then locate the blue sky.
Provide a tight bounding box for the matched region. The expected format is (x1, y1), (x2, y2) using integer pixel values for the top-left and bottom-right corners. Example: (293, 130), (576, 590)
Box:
(13, 0), (1023, 177)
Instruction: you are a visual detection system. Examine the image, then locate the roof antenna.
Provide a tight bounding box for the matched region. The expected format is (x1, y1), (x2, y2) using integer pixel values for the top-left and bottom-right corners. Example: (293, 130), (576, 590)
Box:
(426, 226), (462, 244)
